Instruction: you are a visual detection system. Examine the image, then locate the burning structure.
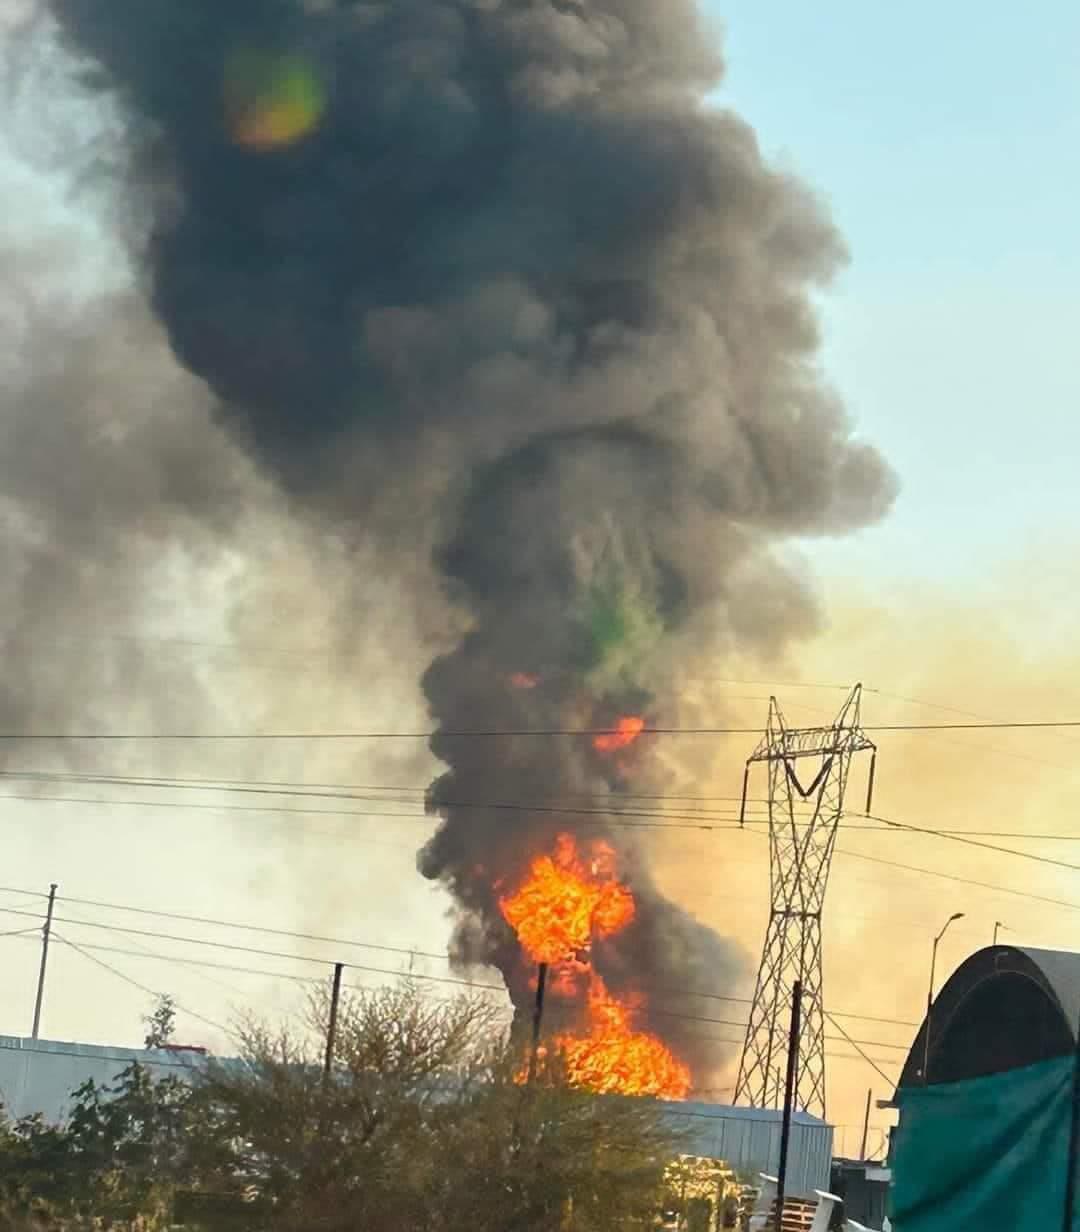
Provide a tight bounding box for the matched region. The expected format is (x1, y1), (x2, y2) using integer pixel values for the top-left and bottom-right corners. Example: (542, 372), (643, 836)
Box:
(33, 0), (896, 1098)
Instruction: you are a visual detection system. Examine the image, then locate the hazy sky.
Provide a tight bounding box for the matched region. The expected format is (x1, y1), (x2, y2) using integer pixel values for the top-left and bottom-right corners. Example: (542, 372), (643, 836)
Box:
(1, 3), (1078, 1153)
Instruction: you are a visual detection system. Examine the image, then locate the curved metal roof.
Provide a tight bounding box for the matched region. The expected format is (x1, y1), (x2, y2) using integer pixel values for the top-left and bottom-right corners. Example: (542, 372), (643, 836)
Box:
(897, 945), (1080, 1090)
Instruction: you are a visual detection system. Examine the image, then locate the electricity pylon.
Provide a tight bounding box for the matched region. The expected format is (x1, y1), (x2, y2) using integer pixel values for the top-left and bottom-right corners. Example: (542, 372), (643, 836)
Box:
(733, 684), (877, 1118)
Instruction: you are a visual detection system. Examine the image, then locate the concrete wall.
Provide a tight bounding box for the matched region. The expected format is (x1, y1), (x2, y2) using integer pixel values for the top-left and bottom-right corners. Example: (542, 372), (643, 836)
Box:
(0, 1035), (205, 1124)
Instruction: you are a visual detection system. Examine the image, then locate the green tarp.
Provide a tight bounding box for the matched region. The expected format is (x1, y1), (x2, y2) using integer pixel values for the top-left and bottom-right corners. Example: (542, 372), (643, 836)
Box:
(891, 1054), (1078, 1230)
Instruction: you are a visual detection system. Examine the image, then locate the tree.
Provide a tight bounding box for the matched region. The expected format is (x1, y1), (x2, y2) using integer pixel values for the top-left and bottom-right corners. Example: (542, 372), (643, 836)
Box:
(143, 994), (177, 1051)
(0, 1063), (203, 1230)
(195, 982), (682, 1232)
(0, 981), (683, 1231)
(0, 1104), (81, 1229)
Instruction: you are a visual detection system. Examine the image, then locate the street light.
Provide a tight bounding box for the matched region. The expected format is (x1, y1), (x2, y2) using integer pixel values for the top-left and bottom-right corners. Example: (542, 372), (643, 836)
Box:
(993, 921), (1008, 945)
(923, 912), (965, 1085)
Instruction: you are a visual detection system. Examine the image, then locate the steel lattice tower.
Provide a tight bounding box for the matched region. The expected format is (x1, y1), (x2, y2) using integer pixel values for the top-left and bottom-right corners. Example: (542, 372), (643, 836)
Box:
(733, 684), (876, 1118)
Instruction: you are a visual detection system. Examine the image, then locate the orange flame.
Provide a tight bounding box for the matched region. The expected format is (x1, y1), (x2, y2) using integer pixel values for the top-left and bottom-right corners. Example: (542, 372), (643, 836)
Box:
(555, 978), (691, 1100)
(501, 835), (691, 1100)
(592, 714), (646, 753)
(499, 834), (634, 965)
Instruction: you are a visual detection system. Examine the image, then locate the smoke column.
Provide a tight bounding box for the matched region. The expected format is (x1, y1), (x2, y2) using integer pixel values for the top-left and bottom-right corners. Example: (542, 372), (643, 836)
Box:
(43, 0), (897, 1083)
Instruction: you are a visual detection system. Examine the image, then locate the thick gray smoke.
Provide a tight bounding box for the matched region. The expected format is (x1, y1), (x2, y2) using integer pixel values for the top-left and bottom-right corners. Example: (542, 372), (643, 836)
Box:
(33, 0), (896, 1086)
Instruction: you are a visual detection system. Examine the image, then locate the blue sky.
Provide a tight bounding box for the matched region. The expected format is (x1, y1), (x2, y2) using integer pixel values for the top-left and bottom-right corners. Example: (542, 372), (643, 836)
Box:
(705, 2), (1080, 582)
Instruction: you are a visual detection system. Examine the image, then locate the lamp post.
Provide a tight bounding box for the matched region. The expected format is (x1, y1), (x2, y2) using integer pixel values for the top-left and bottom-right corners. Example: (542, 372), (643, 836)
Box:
(923, 912), (965, 1085)
(994, 921), (1008, 945)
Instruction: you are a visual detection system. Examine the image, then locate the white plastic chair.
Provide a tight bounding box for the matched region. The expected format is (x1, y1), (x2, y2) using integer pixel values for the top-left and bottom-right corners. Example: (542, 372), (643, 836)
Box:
(810, 1190), (841, 1231)
(748, 1174), (777, 1230)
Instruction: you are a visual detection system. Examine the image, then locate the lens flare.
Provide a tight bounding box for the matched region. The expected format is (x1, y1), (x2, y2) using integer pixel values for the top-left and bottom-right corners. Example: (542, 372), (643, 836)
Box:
(581, 575), (665, 688)
(592, 714), (646, 754)
(225, 50), (326, 152)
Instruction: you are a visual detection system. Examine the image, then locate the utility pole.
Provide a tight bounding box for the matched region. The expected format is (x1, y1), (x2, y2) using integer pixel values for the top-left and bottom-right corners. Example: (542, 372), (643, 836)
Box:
(511, 963), (550, 1159)
(859, 1088), (872, 1160)
(774, 980), (802, 1232)
(323, 962), (344, 1083)
(31, 884), (57, 1040)
(526, 962), (549, 1084)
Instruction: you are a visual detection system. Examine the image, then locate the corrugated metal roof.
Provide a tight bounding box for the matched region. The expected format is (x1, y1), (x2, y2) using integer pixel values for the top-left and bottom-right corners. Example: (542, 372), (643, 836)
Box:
(899, 945), (1080, 1089)
(1017, 947), (1080, 1032)
(660, 1099), (827, 1126)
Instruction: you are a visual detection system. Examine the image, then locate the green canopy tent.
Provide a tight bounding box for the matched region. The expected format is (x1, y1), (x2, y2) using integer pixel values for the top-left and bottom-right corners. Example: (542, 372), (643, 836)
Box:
(890, 945), (1080, 1232)
(892, 1054), (1079, 1230)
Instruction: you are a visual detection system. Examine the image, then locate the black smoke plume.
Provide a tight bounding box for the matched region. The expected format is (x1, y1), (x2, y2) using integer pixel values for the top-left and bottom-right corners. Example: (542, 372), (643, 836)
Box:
(46, 0), (897, 1086)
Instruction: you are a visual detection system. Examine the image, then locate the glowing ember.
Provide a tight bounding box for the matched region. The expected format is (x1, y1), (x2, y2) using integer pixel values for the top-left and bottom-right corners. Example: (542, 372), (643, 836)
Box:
(556, 979), (691, 1100)
(592, 714), (646, 753)
(509, 672), (541, 689)
(500, 834), (635, 965)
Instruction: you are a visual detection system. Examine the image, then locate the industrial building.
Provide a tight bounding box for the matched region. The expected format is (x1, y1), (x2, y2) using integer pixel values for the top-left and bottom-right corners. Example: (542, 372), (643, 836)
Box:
(657, 1098), (833, 1197)
(0, 1034), (206, 1123)
(1, 1033), (833, 1198)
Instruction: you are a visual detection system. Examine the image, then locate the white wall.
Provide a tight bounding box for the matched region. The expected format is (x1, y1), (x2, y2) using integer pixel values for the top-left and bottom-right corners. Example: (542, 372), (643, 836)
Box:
(0, 1035), (205, 1124)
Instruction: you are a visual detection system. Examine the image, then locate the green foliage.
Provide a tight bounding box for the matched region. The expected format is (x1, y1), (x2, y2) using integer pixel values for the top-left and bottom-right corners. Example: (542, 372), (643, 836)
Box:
(0, 1062), (200, 1230)
(142, 996), (176, 1052)
(0, 983), (682, 1232)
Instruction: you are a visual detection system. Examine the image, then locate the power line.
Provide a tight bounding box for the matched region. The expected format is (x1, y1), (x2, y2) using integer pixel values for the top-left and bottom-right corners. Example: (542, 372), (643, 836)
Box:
(0, 905), (917, 1046)
(26, 931), (909, 1054)
(0, 768), (771, 806)
(0, 883), (921, 1029)
(18, 934), (365, 989)
(52, 932), (228, 1035)
(736, 825), (1080, 916)
(1, 718), (1080, 739)
(8, 930), (513, 1017)
(9, 782), (1080, 855)
(0, 905), (509, 991)
(823, 1010), (901, 1086)
(846, 811), (1080, 874)
(55, 894), (457, 967)
(6, 768), (1080, 849)
(0, 789), (770, 831)
(9, 927), (908, 1069)
(0, 768), (775, 817)
(833, 844), (1080, 913)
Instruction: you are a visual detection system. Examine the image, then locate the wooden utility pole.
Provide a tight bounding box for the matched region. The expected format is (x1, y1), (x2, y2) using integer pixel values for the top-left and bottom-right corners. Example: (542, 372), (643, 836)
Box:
(31, 884), (57, 1040)
(774, 980), (803, 1231)
(859, 1088), (873, 1160)
(526, 962), (548, 1084)
(323, 962), (344, 1082)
